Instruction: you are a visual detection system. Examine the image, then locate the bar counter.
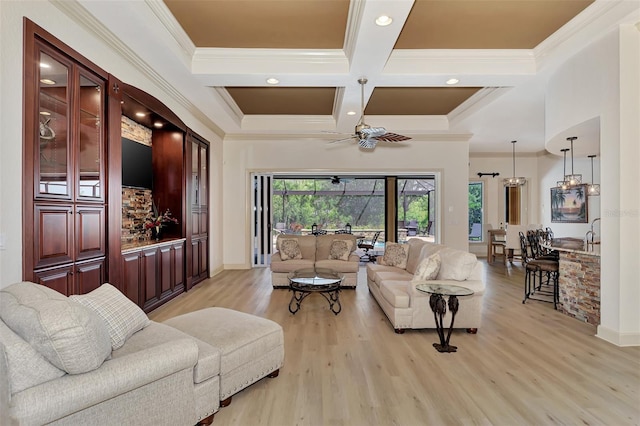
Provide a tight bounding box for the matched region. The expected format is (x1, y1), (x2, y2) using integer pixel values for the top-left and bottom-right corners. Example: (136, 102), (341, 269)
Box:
(542, 238), (601, 326)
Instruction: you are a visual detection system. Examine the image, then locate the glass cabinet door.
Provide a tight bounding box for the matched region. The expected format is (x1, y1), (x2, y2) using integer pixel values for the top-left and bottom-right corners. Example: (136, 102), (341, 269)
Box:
(199, 145), (207, 206)
(191, 141), (199, 206)
(76, 70), (105, 201)
(37, 49), (72, 199)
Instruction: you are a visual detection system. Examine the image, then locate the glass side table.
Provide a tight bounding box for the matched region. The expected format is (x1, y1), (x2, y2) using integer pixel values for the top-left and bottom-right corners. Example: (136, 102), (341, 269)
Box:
(415, 284), (474, 353)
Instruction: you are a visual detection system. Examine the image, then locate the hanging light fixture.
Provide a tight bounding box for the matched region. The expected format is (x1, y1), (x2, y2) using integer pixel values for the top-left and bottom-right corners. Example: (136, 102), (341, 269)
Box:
(565, 136), (582, 187)
(504, 140), (526, 187)
(587, 155), (600, 196)
(556, 148), (570, 192)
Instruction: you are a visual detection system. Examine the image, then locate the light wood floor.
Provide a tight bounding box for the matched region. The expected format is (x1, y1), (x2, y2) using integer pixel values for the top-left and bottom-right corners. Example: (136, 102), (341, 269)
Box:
(149, 261), (640, 426)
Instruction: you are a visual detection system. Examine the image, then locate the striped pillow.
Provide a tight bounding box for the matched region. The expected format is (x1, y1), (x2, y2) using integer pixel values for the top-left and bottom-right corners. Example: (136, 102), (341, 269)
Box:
(70, 284), (149, 350)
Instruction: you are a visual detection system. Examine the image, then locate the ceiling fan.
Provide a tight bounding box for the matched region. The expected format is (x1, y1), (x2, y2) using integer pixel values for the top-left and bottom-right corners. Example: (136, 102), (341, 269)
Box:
(331, 78), (411, 149)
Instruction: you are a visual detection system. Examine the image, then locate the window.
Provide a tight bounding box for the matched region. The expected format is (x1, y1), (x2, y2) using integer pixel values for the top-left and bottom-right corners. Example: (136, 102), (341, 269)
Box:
(468, 181), (484, 242)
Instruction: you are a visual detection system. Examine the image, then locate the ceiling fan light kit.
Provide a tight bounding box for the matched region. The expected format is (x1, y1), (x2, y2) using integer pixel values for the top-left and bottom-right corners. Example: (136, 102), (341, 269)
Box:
(330, 78), (411, 150)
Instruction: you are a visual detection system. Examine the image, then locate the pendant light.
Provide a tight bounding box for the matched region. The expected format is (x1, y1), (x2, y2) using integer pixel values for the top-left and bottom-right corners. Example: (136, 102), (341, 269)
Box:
(556, 148), (570, 192)
(504, 140), (526, 187)
(587, 155), (600, 196)
(565, 136), (582, 187)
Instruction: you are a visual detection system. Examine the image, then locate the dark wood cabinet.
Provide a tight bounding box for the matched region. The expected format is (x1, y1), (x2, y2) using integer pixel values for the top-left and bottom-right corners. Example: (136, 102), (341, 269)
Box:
(34, 258), (105, 296)
(187, 131), (209, 288)
(23, 20), (208, 311)
(23, 21), (109, 295)
(121, 239), (185, 313)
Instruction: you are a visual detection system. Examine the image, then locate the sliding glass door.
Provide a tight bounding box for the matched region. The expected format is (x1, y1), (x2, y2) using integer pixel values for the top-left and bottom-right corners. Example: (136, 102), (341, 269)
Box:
(256, 174), (437, 266)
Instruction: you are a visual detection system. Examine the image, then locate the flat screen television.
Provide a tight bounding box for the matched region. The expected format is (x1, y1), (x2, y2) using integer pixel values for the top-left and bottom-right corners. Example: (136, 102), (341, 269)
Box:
(122, 137), (153, 189)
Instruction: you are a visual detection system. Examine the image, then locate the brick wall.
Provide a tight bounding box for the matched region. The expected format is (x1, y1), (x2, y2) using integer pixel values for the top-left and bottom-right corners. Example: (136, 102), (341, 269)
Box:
(121, 116), (153, 242)
(558, 252), (601, 325)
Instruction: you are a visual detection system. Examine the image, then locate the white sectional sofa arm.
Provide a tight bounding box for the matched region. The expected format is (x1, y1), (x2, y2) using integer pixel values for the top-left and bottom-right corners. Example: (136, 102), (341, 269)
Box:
(9, 339), (199, 426)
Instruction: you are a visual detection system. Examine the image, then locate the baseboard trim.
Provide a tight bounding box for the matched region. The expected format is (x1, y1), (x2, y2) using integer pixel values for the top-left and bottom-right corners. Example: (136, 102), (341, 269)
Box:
(596, 325), (640, 346)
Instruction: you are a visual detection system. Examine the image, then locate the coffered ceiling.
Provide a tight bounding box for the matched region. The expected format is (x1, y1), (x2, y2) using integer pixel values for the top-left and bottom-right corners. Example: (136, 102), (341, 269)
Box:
(72, 0), (638, 153)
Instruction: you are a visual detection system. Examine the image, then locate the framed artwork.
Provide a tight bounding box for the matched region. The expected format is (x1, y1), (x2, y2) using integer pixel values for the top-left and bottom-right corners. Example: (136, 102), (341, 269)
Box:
(551, 184), (588, 223)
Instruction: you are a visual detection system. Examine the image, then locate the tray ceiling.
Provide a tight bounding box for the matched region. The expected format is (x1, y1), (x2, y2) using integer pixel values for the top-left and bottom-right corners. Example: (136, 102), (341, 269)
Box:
(164, 0), (592, 118)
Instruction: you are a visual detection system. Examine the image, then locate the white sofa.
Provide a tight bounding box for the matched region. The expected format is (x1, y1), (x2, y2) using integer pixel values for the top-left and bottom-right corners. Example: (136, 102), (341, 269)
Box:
(0, 282), (284, 426)
(270, 233), (360, 288)
(367, 239), (485, 334)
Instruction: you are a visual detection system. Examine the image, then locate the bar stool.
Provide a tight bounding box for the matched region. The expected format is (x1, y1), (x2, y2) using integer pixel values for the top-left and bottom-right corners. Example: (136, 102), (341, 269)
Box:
(520, 232), (559, 309)
(488, 229), (507, 264)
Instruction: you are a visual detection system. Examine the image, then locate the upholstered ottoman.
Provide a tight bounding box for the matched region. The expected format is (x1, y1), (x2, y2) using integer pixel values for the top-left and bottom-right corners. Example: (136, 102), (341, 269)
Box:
(164, 307), (284, 407)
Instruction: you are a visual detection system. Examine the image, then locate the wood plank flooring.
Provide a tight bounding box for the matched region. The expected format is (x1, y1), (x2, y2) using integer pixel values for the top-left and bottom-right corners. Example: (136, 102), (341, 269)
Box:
(149, 261), (640, 426)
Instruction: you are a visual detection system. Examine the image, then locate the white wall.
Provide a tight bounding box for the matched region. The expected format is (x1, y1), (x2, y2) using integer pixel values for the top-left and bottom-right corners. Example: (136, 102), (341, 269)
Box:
(222, 137), (471, 268)
(0, 1), (223, 287)
(468, 153), (541, 256)
(545, 26), (640, 346)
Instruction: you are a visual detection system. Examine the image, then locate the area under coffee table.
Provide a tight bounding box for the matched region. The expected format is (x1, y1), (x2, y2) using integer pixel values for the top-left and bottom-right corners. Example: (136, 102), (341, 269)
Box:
(288, 268), (344, 315)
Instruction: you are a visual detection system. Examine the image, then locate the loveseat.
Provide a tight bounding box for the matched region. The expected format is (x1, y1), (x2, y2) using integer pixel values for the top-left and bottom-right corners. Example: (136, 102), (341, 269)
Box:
(270, 233), (360, 288)
(0, 282), (284, 426)
(367, 239), (485, 333)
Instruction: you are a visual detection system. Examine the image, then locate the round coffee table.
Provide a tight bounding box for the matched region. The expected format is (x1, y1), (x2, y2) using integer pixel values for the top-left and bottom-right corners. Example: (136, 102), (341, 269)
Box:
(415, 283), (474, 353)
(288, 268), (344, 315)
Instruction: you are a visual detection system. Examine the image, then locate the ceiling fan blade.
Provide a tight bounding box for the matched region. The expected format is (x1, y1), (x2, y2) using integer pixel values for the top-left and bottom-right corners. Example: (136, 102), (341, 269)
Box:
(328, 135), (357, 144)
(360, 127), (386, 138)
(373, 132), (412, 142)
(358, 138), (378, 149)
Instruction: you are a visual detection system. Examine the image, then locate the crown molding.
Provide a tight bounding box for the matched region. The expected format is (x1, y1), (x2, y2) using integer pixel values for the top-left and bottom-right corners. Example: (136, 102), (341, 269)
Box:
(224, 132), (473, 142)
(386, 49), (536, 75)
(534, 0), (640, 70)
(343, 0), (366, 61)
(213, 88), (243, 126)
(470, 150), (546, 159)
(145, 0), (196, 61)
(448, 87), (511, 127)
(52, 0), (225, 139)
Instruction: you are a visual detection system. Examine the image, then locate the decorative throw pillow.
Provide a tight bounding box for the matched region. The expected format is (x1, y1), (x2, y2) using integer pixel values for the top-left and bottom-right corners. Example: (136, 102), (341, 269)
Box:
(70, 283), (150, 350)
(411, 253), (441, 284)
(279, 238), (302, 261)
(0, 282), (111, 375)
(328, 239), (353, 261)
(381, 242), (410, 269)
(436, 248), (478, 281)
(0, 321), (66, 394)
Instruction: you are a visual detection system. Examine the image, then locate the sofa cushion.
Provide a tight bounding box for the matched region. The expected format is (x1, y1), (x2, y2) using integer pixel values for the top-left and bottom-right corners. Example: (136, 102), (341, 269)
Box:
(315, 258), (359, 273)
(278, 238), (303, 260)
(411, 252), (441, 283)
(328, 239), (353, 261)
(379, 281), (410, 309)
(0, 282), (111, 374)
(0, 321), (65, 394)
(373, 270), (413, 285)
(276, 234), (316, 260)
(404, 239), (429, 274)
(436, 248), (478, 281)
(316, 234), (356, 260)
(113, 321), (220, 384)
(270, 258), (315, 273)
(379, 242), (410, 269)
(70, 283), (150, 350)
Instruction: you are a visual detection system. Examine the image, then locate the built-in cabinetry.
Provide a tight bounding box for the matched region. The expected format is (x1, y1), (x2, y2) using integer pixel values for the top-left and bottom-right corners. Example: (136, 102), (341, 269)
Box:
(23, 20), (210, 311)
(187, 131), (209, 288)
(122, 239), (185, 313)
(23, 21), (108, 295)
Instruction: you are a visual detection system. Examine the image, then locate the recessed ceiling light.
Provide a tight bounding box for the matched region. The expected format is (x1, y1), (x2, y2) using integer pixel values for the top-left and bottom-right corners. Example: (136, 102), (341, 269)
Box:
(347, 111), (357, 116)
(135, 112), (146, 117)
(375, 15), (393, 26)
(266, 77), (279, 85)
(40, 79), (56, 85)
(446, 78), (459, 85)
(39, 111), (51, 116)
(39, 62), (51, 68)
(153, 122), (163, 128)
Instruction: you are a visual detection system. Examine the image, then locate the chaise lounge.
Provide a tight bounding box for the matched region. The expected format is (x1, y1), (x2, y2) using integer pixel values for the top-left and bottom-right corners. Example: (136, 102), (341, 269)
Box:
(0, 282), (284, 425)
